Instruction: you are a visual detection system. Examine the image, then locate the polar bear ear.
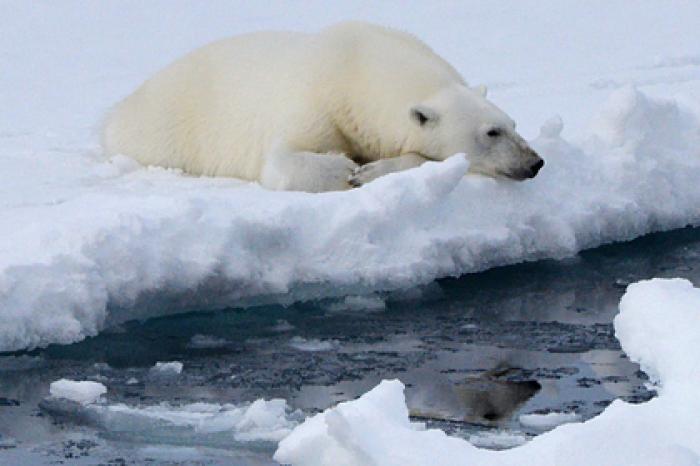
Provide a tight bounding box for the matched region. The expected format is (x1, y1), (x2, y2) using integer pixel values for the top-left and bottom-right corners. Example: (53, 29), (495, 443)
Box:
(410, 105), (439, 127)
(473, 84), (488, 97)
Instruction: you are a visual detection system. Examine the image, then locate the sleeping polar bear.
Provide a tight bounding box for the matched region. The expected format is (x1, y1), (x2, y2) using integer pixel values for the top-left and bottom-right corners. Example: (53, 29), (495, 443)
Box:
(103, 22), (543, 192)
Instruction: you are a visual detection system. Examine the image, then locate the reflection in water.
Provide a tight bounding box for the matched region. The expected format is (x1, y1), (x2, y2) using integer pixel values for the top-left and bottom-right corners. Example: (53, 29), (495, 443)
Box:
(1, 227), (699, 463)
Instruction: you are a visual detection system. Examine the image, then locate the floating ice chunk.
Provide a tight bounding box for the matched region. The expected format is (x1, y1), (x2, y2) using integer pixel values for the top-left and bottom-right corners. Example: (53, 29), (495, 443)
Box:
(126, 377), (139, 385)
(274, 278), (700, 466)
(468, 430), (528, 449)
(271, 320), (295, 332)
(187, 334), (229, 349)
(44, 397), (300, 444)
(49, 379), (107, 405)
(151, 361), (183, 375)
(232, 399), (298, 442)
(93, 362), (111, 371)
(0, 435), (16, 449)
(325, 295), (386, 313)
(518, 411), (580, 430)
(288, 337), (336, 352)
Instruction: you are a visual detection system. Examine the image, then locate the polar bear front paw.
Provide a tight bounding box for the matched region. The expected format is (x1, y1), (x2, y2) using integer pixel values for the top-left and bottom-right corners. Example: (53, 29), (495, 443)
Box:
(317, 154), (359, 191)
(348, 160), (390, 187)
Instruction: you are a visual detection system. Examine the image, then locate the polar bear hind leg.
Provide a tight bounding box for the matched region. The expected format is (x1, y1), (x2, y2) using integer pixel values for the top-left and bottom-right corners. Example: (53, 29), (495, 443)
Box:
(260, 151), (359, 192)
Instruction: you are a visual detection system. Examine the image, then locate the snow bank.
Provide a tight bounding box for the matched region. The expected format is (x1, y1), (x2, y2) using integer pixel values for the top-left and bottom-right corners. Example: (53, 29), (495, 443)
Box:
(274, 278), (700, 465)
(49, 379), (107, 405)
(2, 88), (700, 352)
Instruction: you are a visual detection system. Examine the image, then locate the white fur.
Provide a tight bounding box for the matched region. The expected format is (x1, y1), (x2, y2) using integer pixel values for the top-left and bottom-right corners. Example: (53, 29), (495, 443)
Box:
(103, 22), (542, 192)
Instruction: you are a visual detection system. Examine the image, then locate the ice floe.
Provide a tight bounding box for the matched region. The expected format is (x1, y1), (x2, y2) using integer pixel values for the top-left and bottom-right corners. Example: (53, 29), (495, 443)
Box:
(49, 379), (107, 405)
(2, 88), (700, 353)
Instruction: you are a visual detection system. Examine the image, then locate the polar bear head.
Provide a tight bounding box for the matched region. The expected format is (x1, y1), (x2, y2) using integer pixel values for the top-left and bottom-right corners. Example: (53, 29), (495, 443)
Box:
(408, 85), (544, 180)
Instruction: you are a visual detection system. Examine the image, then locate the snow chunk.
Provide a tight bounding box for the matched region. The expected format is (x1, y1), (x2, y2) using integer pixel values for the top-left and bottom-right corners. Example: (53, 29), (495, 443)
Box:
(274, 278), (700, 465)
(539, 115), (563, 138)
(288, 337), (336, 352)
(518, 412), (580, 430)
(49, 379), (107, 405)
(615, 278), (700, 391)
(150, 361), (183, 375)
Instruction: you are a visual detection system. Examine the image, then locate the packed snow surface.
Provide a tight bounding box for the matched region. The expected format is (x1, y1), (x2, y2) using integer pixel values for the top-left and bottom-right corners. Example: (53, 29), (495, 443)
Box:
(49, 379), (107, 405)
(275, 278), (700, 465)
(2, 1), (700, 352)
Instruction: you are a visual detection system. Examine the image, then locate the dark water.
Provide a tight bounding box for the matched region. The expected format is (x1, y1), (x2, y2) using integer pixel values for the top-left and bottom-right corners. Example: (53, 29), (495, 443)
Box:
(1, 227), (699, 464)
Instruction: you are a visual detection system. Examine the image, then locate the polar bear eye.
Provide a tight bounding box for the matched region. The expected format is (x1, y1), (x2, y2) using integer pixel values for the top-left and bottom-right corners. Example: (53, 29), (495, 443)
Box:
(486, 128), (502, 138)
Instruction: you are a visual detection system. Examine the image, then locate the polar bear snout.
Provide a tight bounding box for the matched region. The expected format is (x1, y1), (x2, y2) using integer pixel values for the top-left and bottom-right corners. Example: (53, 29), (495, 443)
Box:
(527, 157), (545, 178)
(511, 153), (544, 180)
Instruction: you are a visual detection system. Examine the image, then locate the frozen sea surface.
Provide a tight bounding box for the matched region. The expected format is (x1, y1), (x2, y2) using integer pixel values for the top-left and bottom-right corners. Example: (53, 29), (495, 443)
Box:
(2, 227), (699, 464)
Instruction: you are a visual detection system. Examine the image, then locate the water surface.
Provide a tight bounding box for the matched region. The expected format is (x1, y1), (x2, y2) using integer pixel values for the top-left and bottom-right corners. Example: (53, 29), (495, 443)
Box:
(1, 227), (699, 464)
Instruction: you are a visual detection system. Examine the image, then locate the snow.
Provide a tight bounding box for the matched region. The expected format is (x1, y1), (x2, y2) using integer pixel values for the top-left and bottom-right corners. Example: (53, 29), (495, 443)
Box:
(2, 1), (700, 353)
(518, 412), (581, 430)
(150, 361), (183, 375)
(49, 379), (107, 405)
(274, 278), (700, 465)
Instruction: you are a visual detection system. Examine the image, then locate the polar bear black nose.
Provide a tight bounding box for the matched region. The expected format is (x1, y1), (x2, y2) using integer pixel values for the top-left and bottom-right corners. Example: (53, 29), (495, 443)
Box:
(528, 158), (544, 178)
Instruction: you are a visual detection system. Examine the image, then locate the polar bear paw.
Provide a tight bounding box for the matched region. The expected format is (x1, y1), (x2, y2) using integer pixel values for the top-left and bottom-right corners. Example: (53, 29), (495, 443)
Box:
(348, 160), (390, 187)
(315, 154), (359, 191)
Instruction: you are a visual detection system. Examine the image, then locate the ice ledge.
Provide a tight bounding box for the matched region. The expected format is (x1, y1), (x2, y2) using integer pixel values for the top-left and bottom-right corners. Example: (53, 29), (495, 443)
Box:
(2, 89), (700, 352)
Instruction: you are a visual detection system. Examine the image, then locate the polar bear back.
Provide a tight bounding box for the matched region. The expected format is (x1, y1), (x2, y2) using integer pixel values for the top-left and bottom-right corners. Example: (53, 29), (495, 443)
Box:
(103, 22), (466, 179)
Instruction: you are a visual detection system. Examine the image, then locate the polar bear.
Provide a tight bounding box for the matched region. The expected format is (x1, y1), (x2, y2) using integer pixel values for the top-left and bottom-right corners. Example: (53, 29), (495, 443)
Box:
(103, 21), (543, 192)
